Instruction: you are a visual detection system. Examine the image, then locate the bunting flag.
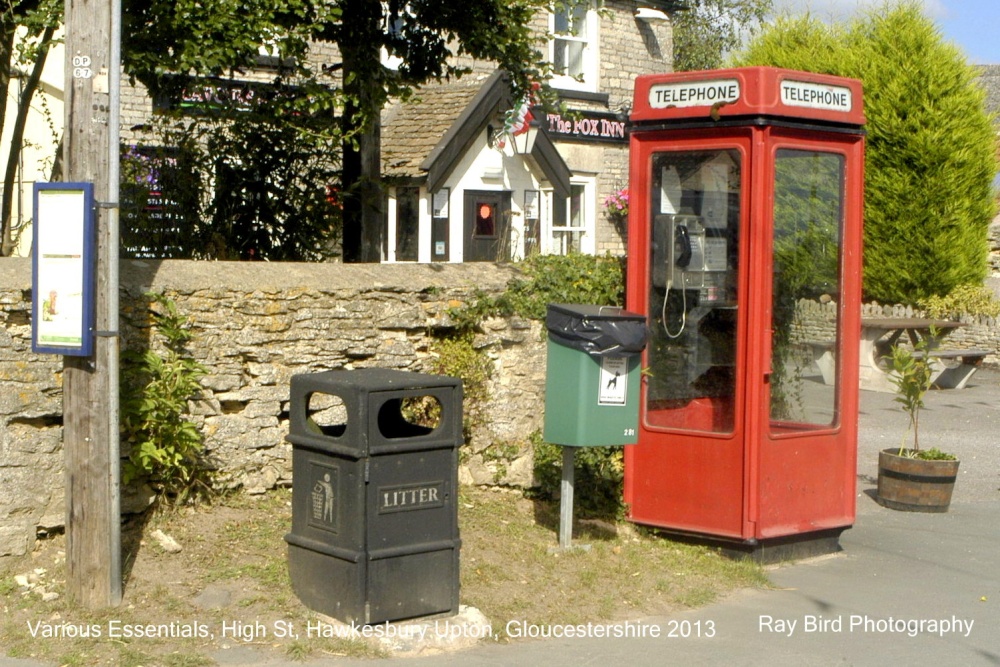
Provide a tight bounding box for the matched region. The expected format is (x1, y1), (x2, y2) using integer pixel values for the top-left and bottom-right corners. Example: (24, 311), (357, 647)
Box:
(499, 82), (540, 149)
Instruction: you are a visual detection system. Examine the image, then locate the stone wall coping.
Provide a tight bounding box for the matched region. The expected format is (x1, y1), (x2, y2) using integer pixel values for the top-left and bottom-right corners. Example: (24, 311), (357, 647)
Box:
(1, 257), (518, 293)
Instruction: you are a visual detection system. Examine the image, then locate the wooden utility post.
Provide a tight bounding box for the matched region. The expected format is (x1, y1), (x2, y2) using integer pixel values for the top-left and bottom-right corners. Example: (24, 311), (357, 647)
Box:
(62, 0), (122, 607)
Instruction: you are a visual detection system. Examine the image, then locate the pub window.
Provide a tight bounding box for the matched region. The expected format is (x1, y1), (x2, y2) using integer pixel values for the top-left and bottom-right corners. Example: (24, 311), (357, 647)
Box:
(524, 190), (540, 256)
(431, 188), (450, 261)
(395, 186), (420, 261)
(550, 178), (595, 255)
(474, 201), (497, 238)
(549, 1), (599, 93)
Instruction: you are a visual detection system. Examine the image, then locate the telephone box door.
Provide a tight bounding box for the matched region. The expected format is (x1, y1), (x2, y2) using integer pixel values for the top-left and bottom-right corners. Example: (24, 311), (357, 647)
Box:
(625, 131), (753, 539)
(754, 129), (863, 540)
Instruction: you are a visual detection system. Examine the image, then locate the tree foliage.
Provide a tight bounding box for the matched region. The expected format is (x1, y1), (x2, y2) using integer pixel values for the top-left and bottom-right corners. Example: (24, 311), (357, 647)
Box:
(5, 0), (556, 259)
(729, 12), (849, 74)
(855, 6), (996, 302)
(118, 0), (555, 261)
(122, 0), (320, 89)
(733, 2), (997, 304)
(119, 0), (348, 260)
(672, 0), (773, 72)
(124, 84), (343, 261)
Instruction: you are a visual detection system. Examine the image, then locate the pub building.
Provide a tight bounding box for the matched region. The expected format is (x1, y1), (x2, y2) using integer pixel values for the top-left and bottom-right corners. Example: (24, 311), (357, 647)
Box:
(107, 1), (683, 262)
(378, 1), (681, 263)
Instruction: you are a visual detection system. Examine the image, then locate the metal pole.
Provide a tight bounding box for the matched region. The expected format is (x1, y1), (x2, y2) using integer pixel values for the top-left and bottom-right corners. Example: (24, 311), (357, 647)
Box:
(106, 0), (123, 605)
(559, 446), (574, 549)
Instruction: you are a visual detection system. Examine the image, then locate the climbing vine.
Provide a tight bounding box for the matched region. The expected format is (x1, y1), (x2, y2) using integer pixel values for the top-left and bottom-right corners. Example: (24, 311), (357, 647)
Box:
(444, 253), (627, 505)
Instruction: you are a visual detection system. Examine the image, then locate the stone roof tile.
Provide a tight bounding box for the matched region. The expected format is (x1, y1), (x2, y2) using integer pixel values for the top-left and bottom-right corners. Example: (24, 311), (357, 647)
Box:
(382, 75), (493, 179)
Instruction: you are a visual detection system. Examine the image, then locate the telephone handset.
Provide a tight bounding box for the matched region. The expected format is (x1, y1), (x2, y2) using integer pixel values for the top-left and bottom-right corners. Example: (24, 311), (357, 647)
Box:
(651, 214), (704, 289)
(674, 223), (693, 268)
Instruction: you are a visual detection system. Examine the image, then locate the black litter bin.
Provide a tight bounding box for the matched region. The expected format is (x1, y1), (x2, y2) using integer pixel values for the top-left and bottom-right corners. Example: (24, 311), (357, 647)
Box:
(284, 369), (463, 625)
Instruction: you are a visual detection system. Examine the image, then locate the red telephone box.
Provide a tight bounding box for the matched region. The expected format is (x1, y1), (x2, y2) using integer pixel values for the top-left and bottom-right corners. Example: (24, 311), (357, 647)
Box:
(624, 68), (865, 557)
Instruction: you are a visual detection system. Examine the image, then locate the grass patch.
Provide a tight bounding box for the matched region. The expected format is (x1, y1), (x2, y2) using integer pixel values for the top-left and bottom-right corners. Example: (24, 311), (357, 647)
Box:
(1, 486), (767, 663)
(459, 488), (767, 638)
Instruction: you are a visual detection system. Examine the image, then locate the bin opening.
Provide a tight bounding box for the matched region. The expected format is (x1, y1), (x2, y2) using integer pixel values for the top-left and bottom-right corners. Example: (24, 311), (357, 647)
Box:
(379, 396), (443, 439)
(305, 392), (348, 438)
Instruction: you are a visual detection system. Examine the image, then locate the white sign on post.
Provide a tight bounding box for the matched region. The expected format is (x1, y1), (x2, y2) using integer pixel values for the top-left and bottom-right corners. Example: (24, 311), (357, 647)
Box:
(32, 183), (95, 356)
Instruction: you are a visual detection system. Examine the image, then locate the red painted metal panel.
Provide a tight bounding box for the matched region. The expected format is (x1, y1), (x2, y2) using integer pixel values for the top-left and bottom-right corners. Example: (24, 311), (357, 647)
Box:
(625, 68), (865, 545)
(624, 129), (754, 540)
(754, 129), (864, 539)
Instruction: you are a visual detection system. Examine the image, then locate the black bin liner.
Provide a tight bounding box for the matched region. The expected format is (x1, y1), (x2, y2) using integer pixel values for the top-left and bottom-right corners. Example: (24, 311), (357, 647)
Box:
(546, 303), (647, 357)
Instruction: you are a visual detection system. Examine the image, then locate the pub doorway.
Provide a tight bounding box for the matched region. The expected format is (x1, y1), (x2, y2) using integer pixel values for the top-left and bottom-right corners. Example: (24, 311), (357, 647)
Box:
(463, 190), (511, 262)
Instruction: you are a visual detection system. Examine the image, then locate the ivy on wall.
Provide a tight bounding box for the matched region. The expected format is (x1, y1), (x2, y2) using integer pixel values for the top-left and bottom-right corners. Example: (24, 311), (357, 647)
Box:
(439, 253), (629, 516)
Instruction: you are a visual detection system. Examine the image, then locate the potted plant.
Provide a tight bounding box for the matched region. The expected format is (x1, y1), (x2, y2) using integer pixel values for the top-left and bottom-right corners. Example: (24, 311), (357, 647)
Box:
(876, 332), (960, 512)
(602, 187), (629, 241)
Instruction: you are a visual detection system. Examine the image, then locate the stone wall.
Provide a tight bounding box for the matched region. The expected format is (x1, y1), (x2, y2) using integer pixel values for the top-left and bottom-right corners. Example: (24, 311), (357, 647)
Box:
(5, 257), (1000, 558)
(0, 259), (546, 557)
(1, 260), (65, 557)
(791, 298), (1000, 362)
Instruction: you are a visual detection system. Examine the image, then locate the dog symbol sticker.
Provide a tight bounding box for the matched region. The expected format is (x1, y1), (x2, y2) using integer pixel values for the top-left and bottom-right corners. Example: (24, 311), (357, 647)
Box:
(599, 356), (628, 405)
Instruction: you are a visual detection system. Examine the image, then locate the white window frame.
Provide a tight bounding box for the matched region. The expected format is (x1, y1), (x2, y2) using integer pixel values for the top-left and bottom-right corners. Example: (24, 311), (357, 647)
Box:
(549, 176), (596, 255)
(386, 186), (430, 263)
(549, 1), (599, 93)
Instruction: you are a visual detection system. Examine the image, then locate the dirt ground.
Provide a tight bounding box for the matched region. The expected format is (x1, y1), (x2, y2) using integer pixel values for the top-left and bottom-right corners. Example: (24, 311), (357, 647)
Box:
(0, 487), (766, 666)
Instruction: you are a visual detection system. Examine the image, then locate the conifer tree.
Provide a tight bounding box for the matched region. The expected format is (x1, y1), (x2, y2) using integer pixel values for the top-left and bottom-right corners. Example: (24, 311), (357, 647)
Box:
(734, 2), (997, 304)
(854, 4), (995, 302)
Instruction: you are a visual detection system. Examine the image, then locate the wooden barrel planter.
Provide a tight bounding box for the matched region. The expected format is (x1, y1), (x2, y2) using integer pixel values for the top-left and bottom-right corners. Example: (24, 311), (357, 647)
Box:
(876, 448), (960, 513)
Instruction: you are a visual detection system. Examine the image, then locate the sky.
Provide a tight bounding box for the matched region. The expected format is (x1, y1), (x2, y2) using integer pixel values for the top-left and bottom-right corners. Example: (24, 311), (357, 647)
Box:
(769, 0), (999, 64)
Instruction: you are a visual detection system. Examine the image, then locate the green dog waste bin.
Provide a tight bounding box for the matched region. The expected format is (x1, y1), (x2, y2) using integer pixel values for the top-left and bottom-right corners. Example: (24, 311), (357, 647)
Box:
(544, 304), (647, 446)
